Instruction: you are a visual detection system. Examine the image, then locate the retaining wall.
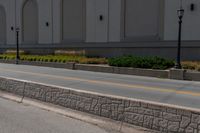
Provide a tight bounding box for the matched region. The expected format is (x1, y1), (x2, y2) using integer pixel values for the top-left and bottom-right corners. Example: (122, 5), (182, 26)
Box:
(0, 76), (200, 133)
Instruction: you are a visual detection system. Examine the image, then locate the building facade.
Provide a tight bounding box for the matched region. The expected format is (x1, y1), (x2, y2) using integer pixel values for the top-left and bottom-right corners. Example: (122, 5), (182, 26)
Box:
(0, 0), (200, 60)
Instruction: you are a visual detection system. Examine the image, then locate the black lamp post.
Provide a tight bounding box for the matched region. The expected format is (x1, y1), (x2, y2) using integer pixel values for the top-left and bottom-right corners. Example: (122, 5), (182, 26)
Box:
(174, 6), (184, 69)
(16, 27), (20, 64)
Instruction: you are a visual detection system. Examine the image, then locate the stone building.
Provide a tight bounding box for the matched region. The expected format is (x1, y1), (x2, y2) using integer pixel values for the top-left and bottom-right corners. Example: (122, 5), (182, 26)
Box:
(0, 0), (200, 60)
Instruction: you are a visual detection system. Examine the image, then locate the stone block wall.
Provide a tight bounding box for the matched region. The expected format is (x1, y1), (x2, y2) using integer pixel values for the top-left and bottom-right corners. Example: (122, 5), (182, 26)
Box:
(0, 77), (200, 133)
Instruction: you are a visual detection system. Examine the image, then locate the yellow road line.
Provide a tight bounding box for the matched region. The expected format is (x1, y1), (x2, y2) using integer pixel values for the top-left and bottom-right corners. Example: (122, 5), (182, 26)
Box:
(0, 67), (200, 97)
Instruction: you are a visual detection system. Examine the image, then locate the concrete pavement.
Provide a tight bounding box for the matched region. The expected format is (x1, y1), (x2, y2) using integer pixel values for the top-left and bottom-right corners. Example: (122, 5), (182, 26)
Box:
(0, 92), (155, 133)
(0, 63), (200, 109)
(0, 97), (109, 133)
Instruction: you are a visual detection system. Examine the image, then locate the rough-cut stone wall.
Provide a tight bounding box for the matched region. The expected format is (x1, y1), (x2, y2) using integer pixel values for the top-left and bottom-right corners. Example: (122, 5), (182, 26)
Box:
(0, 77), (200, 133)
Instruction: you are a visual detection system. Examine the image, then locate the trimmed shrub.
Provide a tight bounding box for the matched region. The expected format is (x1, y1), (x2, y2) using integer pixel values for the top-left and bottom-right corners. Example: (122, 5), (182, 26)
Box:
(108, 56), (174, 70)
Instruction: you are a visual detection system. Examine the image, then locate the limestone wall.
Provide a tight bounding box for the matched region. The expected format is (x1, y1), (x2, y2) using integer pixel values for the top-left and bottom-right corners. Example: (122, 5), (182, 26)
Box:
(0, 0), (200, 45)
(164, 0), (200, 40)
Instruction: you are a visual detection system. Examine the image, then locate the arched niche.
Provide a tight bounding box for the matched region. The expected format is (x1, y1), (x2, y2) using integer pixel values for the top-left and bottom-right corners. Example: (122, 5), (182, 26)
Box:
(22, 0), (38, 44)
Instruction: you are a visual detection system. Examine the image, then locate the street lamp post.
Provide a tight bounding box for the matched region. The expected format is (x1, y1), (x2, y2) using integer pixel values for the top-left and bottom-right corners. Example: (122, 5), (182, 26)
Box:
(175, 6), (184, 69)
(16, 27), (20, 64)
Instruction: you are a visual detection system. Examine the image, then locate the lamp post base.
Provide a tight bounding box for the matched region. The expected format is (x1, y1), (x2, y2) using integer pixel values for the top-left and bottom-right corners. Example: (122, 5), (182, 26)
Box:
(15, 59), (19, 65)
(16, 56), (20, 65)
(174, 63), (182, 69)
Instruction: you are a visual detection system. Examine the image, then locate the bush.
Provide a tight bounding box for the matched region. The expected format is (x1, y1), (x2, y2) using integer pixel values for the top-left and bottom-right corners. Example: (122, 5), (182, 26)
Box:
(0, 54), (15, 60)
(108, 56), (174, 70)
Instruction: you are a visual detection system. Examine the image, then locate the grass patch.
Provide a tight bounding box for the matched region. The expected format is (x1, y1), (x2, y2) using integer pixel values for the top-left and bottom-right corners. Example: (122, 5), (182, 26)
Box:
(182, 61), (200, 71)
(0, 54), (108, 65)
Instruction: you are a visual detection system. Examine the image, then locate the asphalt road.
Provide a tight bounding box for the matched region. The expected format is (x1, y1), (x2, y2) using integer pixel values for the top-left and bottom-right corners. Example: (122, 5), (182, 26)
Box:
(0, 63), (200, 109)
(0, 97), (110, 133)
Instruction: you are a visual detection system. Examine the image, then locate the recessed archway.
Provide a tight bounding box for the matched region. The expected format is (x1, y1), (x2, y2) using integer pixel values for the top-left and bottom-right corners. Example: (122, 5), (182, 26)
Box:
(22, 0), (38, 44)
(62, 0), (86, 42)
(0, 6), (6, 44)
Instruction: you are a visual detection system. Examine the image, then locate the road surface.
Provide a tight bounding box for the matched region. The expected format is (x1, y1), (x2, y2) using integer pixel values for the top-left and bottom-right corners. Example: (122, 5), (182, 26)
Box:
(0, 63), (200, 109)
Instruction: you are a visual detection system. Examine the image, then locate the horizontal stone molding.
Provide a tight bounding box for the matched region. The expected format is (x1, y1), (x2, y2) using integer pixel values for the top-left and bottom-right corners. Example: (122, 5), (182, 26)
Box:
(0, 76), (200, 133)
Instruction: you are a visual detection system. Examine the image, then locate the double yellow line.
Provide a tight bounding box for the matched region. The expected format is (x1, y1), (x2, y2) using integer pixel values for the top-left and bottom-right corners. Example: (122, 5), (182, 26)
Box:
(0, 67), (199, 97)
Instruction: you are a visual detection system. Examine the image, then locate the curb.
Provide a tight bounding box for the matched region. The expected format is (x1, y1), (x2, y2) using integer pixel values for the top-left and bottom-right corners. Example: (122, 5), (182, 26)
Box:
(0, 60), (200, 81)
(0, 76), (200, 133)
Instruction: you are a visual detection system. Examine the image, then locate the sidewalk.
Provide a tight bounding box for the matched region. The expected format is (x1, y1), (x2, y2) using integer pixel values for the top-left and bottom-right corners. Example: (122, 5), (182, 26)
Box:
(0, 93), (155, 133)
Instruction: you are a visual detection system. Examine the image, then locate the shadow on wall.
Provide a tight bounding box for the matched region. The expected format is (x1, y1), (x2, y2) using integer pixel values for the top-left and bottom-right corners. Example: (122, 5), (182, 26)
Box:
(0, 5), (6, 45)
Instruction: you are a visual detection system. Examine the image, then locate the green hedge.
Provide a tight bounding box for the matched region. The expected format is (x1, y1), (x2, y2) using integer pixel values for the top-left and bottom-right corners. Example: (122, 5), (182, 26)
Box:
(108, 56), (174, 70)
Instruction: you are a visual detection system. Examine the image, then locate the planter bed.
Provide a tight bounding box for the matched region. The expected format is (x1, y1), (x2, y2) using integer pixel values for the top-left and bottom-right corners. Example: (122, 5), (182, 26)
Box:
(0, 59), (200, 81)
